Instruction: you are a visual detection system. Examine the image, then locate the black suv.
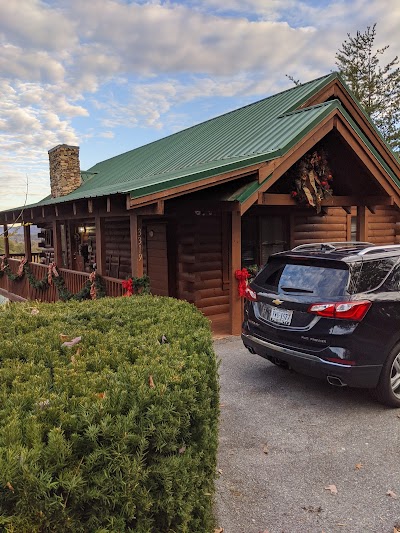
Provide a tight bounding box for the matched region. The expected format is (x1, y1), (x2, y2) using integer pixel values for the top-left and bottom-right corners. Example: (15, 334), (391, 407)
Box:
(241, 242), (400, 407)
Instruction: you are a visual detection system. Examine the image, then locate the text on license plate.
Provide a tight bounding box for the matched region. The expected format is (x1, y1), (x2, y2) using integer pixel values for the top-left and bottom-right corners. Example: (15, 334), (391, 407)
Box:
(270, 307), (293, 325)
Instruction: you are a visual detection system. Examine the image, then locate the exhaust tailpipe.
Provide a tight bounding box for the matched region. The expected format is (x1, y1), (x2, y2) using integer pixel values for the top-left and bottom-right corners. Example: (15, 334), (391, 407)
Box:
(327, 375), (346, 387)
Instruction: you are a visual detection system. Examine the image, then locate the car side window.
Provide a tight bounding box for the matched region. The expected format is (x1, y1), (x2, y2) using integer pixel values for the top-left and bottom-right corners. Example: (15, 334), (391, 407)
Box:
(381, 263), (400, 292)
(356, 258), (398, 293)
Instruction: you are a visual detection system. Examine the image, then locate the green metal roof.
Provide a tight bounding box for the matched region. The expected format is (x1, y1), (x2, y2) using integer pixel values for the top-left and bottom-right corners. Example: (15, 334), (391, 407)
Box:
(6, 71), (399, 212)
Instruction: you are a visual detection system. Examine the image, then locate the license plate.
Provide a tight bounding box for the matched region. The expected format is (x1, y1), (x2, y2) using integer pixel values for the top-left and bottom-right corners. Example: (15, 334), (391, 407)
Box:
(270, 307), (293, 325)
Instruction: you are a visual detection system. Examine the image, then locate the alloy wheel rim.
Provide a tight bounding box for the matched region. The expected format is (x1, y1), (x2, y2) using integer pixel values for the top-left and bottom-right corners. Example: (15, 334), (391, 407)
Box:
(390, 353), (400, 399)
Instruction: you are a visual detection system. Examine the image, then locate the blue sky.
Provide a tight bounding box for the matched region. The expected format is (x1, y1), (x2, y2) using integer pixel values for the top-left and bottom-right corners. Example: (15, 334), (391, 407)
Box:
(0, 0), (399, 210)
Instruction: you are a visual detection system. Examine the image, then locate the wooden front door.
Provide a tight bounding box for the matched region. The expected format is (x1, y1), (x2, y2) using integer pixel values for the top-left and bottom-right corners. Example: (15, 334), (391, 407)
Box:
(146, 223), (169, 296)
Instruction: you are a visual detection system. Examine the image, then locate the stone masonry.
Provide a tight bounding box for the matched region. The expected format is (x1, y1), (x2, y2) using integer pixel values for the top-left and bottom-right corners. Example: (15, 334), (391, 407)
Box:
(48, 144), (81, 198)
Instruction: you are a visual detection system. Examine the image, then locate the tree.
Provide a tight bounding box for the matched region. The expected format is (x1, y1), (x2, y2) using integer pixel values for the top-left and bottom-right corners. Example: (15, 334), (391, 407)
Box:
(335, 23), (400, 152)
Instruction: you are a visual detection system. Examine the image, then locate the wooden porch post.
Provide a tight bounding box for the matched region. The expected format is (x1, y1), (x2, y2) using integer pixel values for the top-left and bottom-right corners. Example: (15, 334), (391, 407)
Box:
(357, 206), (368, 241)
(230, 209), (242, 335)
(52, 221), (63, 266)
(23, 224), (32, 262)
(3, 224), (9, 257)
(95, 216), (106, 275)
(130, 212), (143, 277)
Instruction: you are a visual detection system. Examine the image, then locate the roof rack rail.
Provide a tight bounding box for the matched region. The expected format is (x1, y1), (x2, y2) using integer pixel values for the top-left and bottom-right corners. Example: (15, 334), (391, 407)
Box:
(291, 242), (373, 252)
(358, 244), (400, 255)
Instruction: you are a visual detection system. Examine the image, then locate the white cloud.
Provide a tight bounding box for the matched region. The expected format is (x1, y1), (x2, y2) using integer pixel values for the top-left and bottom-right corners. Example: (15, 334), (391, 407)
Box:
(0, 0), (399, 210)
(0, 0), (76, 51)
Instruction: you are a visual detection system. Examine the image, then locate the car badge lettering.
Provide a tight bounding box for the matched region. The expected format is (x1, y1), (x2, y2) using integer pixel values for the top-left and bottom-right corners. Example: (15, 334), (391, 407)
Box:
(272, 299), (284, 306)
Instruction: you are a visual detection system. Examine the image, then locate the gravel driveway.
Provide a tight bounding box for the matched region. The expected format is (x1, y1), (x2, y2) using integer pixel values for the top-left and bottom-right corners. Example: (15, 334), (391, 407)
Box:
(214, 337), (400, 533)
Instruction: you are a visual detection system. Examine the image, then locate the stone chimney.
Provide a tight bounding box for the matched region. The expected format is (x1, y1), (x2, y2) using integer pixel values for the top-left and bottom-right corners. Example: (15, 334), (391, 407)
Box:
(48, 144), (81, 198)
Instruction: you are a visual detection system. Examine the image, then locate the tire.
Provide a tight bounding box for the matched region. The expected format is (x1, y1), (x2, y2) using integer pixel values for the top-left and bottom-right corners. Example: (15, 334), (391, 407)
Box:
(373, 342), (400, 408)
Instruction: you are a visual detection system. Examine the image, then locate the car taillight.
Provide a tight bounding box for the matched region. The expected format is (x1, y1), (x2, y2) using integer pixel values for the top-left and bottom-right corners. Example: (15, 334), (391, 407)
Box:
(244, 286), (258, 302)
(307, 300), (371, 321)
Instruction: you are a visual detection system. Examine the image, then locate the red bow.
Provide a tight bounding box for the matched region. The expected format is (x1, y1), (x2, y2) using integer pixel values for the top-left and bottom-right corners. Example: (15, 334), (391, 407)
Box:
(235, 268), (250, 297)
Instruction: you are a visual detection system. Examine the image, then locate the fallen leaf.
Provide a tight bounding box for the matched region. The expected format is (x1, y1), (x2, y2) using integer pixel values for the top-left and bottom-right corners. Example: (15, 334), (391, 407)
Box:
(217, 468), (223, 475)
(149, 375), (155, 388)
(324, 484), (338, 495)
(397, 413), (400, 419)
(37, 399), (50, 410)
(355, 462), (363, 470)
(62, 336), (82, 348)
(393, 527), (400, 533)
(59, 334), (69, 341)
(71, 355), (76, 365)
(75, 347), (81, 356)
(387, 490), (398, 499)
(6, 482), (14, 492)
(160, 335), (168, 344)
(179, 445), (186, 454)
(214, 528), (224, 533)
(31, 308), (39, 315)
(262, 444), (269, 455)
(97, 392), (106, 400)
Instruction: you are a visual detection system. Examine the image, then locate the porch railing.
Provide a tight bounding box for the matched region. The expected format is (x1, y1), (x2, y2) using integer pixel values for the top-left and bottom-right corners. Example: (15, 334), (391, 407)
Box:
(0, 258), (123, 302)
(9, 253), (42, 263)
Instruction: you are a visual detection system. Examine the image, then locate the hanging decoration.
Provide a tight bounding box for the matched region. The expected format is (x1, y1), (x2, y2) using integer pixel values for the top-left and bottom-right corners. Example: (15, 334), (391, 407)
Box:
(290, 149), (333, 213)
(235, 268), (250, 298)
(47, 262), (59, 285)
(122, 275), (151, 297)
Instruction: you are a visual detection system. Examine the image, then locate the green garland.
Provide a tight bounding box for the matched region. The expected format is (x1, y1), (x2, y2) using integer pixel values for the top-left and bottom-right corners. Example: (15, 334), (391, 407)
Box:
(52, 272), (106, 301)
(23, 263), (49, 290)
(122, 275), (151, 296)
(0, 257), (106, 301)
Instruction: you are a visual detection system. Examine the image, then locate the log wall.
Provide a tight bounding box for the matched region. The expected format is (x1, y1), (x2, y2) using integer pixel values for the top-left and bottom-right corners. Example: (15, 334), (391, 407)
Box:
(292, 207), (348, 246)
(292, 206), (400, 248)
(176, 213), (230, 318)
(366, 206), (400, 244)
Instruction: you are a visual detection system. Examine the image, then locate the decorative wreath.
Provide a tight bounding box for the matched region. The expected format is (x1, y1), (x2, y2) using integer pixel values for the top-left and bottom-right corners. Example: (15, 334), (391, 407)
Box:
(290, 149), (333, 213)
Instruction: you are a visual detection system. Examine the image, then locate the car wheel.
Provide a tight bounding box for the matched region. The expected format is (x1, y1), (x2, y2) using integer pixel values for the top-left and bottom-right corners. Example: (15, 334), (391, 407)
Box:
(373, 342), (400, 408)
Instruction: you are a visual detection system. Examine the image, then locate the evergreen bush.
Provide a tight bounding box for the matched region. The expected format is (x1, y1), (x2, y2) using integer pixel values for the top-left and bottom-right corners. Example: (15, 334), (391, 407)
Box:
(0, 296), (219, 532)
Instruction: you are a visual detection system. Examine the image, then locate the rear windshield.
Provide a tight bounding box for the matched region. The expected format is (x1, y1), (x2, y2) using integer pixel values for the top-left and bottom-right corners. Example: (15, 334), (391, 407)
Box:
(254, 258), (349, 297)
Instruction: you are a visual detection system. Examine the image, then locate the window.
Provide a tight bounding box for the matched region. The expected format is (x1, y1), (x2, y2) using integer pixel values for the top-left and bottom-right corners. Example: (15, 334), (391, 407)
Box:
(350, 216), (357, 241)
(256, 259), (349, 297)
(354, 258), (398, 293)
(241, 214), (289, 268)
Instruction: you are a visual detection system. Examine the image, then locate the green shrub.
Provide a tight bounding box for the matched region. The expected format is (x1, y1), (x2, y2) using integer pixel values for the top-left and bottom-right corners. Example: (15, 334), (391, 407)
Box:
(0, 296), (219, 532)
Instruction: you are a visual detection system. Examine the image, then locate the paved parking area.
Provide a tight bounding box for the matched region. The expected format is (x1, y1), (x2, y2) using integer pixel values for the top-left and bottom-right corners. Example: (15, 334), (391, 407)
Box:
(214, 337), (400, 533)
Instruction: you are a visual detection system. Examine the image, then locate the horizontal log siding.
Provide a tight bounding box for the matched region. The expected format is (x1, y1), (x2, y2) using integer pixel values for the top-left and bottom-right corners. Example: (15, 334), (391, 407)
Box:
(104, 218), (131, 279)
(292, 208), (348, 246)
(177, 214), (229, 317)
(176, 220), (196, 303)
(366, 206), (400, 244)
(0, 259), (123, 301)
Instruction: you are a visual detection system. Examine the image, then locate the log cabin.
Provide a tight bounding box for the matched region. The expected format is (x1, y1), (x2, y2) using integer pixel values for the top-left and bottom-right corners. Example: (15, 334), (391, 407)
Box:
(1, 72), (400, 335)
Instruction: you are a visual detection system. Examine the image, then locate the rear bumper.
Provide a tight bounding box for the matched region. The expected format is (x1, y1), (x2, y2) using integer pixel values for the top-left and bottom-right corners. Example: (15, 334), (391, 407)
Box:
(241, 332), (382, 389)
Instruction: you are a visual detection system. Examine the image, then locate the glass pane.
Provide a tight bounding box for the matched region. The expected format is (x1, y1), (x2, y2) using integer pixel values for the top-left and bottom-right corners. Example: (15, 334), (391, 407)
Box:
(241, 216), (258, 267)
(260, 216), (287, 265)
(256, 259), (349, 297)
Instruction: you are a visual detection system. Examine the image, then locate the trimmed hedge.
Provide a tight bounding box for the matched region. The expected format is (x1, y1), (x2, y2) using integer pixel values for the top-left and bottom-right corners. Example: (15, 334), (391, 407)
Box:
(0, 296), (219, 532)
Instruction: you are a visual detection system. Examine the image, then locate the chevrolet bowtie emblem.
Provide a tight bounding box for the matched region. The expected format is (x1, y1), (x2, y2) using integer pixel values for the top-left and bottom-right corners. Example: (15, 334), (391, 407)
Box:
(272, 299), (284, 306)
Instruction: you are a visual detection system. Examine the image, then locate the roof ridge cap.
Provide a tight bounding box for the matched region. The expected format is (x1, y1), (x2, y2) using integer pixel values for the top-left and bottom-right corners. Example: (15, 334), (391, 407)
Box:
(278, 99), (340, 118)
